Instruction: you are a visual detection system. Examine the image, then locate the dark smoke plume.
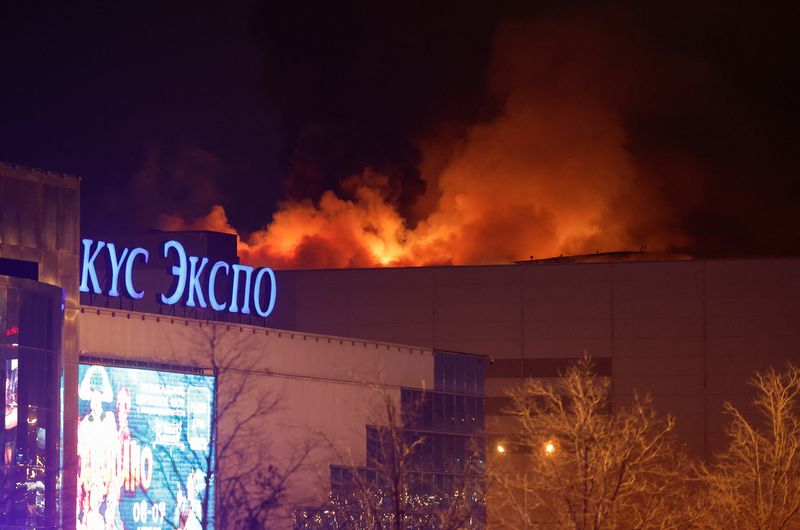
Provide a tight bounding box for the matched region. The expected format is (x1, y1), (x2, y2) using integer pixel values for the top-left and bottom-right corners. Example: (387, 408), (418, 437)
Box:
(63, 0), (800, 265)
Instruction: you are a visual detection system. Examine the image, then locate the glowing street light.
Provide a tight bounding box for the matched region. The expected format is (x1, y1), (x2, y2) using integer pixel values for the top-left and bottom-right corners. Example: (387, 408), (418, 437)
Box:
(496, 442), (507, 454)
(544, 439), (556, 455)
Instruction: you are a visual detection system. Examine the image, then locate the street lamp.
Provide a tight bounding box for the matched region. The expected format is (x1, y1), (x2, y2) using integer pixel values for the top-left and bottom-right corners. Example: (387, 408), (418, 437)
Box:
(495, 441), (534, 529)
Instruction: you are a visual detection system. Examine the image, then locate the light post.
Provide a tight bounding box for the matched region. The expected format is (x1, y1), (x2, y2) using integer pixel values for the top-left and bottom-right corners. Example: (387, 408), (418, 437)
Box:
(495, 441), (530, 530)
(495, 439), (557, 529)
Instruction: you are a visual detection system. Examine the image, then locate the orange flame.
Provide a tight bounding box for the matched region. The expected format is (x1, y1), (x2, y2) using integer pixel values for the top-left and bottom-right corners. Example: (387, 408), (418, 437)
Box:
(160, 17), (691, 269)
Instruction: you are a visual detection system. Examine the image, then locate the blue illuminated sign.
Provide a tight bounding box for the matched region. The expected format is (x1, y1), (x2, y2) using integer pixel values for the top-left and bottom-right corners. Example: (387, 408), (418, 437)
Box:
(79, 239), (277, 317)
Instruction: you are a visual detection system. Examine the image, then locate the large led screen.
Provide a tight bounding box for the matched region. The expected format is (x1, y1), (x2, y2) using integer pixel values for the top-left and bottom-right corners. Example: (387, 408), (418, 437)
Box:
(77, 364), (215, 530)
(4, 359), (17, 430)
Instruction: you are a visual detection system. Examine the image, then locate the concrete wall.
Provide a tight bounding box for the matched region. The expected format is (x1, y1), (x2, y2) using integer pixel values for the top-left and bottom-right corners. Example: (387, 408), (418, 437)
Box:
(78, 308), (434, 525)
(270, 258), (800, 456)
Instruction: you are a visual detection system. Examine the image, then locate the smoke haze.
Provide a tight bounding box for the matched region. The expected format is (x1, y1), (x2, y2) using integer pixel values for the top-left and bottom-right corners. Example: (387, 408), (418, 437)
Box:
(6, 2), (796, 266)
(162, 12), (718, 267)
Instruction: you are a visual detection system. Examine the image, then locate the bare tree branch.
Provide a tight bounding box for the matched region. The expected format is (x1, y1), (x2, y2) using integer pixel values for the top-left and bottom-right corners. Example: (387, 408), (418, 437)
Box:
(697, 363), (800, 530)
(184, 324), (320, 530)
(487, 355), (695, 530)
(300, 386), (484, 530)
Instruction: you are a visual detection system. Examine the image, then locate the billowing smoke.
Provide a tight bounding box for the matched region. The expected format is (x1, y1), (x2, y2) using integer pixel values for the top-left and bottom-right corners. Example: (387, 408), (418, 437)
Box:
(161, 3), (800, 268)
(162, 14), (693, 267)
(90, 144), (227, 235)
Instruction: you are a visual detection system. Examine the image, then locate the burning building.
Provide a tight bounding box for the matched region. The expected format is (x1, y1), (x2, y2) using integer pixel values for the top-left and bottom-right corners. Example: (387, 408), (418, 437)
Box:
(3, 160), (800, 530)
(0, 163), (486, 530)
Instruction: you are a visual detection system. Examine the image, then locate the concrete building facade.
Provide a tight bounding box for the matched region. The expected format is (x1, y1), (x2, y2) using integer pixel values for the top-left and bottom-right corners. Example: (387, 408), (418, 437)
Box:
(77, 307), (482, 527)
(267, 258), (800, 457)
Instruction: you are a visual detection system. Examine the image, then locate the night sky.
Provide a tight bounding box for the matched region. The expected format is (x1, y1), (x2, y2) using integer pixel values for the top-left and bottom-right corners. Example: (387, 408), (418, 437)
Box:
(1, 1), (799, 267)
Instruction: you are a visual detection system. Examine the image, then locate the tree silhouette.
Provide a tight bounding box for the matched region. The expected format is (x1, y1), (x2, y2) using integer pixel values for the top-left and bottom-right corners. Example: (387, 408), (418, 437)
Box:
(698, 363), (800, 530)
(488, 356), (693, 530)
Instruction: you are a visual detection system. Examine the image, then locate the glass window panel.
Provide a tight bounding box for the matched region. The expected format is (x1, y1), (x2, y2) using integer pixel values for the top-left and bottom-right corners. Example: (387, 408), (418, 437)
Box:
(434, 393), (444, 431)
(456, 395), (466, 433)
(444, 356), (454, 393)
(467, 396), (477, 433)
(466, 358), (477, 395)
(434, 435), (445, 473)
(401, 388), (413, 424)
(476, 358), (485, 396)
(367, 427), (380, 467)
(403, 389), (424, 429)
(434, 353), (445, 391)
(422, 392), (432, 430)
(446, 436), (456, 473)
(454, 356), (466, 395)
(440, 436), (449, 473)
(404, 431), (419, 469)
(421, 473), (432, 496)
(445, 394), (455, 431)
(454, 436), (466, 472)
(422, 436), (432, 472)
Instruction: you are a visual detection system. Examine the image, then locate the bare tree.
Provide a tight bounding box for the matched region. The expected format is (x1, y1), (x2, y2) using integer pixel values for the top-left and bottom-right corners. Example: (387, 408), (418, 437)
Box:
(298, 386), (484, 530)
(179, 324), (318, 530)
(697, 363), (800, 530)
(488, 356), (693, 530)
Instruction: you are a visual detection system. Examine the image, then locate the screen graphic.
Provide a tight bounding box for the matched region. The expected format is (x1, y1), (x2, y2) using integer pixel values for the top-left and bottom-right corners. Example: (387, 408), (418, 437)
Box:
(77, 364), (215, 530)
(4, 359), (17, 430)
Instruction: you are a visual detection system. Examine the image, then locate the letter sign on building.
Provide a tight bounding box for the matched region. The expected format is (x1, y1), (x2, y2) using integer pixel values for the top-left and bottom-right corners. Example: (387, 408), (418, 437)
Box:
(79, 239), (277, 317)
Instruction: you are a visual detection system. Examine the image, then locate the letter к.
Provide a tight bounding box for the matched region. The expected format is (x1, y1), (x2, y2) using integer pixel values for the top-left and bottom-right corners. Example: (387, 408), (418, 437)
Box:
(79, 239), (105, 294)
(186, 256), (209, 308)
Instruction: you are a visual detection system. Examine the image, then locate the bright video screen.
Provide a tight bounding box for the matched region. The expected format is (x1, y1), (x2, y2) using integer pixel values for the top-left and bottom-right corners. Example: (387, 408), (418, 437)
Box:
(4, 359), (17, 430)
(77, 364), (215, 530)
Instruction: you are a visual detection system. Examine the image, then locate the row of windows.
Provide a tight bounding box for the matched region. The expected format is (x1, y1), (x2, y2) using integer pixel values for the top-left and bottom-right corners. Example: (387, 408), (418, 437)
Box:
(365, 426), (485, 475)
(402, 390), (485, 435)
(295, 351), (487, 529)
(405, 432), (485, 475)
(434, 352), (484, 396)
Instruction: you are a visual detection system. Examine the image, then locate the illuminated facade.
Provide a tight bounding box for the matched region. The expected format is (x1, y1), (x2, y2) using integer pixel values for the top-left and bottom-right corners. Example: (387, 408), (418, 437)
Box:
(5, 159), (800, 530)
(1, 275), (63, 530)
(1, 162), (80, 530)
(75, 363), (215, 530)
(0, 162), (487, 530)
(75, 307), (486, 530)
